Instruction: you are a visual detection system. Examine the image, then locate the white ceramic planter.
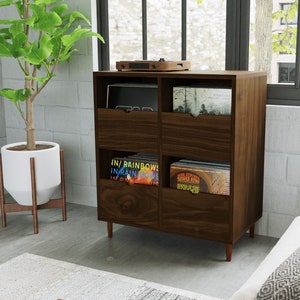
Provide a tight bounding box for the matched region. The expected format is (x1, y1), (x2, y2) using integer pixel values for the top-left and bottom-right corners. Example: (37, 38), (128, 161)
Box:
(1, 141), (61, 206)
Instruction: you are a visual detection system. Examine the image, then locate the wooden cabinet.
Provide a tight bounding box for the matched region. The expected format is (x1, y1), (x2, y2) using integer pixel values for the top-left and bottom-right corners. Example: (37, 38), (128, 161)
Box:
(93, 70), (267, 261)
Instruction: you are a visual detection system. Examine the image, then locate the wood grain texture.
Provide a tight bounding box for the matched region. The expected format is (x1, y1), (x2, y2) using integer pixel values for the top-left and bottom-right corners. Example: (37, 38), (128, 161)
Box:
(93, 70), (267, 260)
(98, 179), (159, 228)
(161, 113), (231, 161)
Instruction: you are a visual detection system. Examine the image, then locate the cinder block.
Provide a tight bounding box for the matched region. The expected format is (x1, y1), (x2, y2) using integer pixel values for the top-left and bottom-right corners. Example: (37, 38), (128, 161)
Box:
(53, 133), (81, 160)
(64, 158), (91, 186)
(287, 155), (300, 185)
(69, 184), (97, 207)
(286, 124), (300, 154)
(79, 109), (95, 135)
(0, 102), (6, 137)
(264, 120), (288, 153)
(69, 54), (93, 81)
(39, 81), (79, 107)
(0, 137), (7, 148)
(264, 181), (298, 215)
(78, 82), (93, 109)
(80, 135), (95, 161)
(264, 152), (286, 183)
(268, 213), (295, 238)
(255, 213), (268, 236)
(45, 107), (82, 134)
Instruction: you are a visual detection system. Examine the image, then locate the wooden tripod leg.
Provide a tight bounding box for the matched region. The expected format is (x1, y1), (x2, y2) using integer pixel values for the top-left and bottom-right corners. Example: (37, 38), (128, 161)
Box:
(0, 154), (7, 228)
(30, 157), (39, 234)
(60, 150), (67, 221)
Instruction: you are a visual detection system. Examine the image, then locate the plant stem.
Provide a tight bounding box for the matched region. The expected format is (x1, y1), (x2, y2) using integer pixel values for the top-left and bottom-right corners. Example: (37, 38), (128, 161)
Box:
(23, 0), (36, 150)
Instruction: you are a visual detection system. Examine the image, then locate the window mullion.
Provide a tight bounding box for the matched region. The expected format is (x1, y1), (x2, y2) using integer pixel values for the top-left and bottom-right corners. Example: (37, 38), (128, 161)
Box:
(294, 1), (300, 88)
(96, 0), (110, 70)
(142, 0), (147, 60)
(182, 0), (187, 60)
(226, 0), (250, 70)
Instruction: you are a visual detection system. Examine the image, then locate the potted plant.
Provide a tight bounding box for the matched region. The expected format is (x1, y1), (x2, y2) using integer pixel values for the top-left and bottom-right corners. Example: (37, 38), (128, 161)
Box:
(0, 0), (104, 205)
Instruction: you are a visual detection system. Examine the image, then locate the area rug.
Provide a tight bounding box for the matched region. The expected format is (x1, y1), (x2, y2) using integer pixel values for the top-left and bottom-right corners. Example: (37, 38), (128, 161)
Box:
(0, 253), (222, 300)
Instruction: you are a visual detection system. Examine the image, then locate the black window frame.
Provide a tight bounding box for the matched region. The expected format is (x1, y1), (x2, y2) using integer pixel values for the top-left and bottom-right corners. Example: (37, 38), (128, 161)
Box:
(96, 0), (300, 106)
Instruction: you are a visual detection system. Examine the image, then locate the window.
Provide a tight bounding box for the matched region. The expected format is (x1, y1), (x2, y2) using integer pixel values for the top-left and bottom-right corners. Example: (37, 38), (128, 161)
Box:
(106, 0), (226, 71)
(278, 62), (296, 82)
(281, 3), (298, 25)
(95, 0), (300, 105)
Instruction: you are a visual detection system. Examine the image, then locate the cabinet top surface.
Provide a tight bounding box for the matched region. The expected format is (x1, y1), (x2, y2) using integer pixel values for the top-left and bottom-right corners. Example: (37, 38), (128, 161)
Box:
(93, 70), (267, 79)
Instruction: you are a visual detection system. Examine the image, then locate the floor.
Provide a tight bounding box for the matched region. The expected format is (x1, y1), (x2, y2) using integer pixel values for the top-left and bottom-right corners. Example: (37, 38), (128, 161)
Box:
(0, 202), (278, 300)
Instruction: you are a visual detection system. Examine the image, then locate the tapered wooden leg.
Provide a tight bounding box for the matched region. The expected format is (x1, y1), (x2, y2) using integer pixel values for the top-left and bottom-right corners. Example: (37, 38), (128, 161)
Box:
(0, 154), (7, 228)
(249, 224), (255, 238)
(226, 244), (232, 262)
(107, 221), (113, 238)
(60, 150), (67, 221)
(30, 157), (38, 234)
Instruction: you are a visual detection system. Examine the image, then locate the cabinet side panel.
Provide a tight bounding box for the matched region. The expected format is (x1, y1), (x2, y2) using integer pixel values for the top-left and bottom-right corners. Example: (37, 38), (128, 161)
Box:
(232, 76), (267, 240)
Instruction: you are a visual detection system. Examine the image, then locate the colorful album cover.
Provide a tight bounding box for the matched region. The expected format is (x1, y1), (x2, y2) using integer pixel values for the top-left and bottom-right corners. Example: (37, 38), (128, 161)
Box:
(170, 160), (230, 195)
(110, 155), (159, 186)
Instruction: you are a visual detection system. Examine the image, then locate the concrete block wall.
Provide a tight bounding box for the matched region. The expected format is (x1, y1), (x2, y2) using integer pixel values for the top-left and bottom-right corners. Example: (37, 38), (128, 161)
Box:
(256, 105), (300, 238)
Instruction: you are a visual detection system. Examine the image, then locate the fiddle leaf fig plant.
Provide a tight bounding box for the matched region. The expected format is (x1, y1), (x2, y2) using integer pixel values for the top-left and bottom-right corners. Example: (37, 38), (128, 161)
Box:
(0, 0), (104, 150)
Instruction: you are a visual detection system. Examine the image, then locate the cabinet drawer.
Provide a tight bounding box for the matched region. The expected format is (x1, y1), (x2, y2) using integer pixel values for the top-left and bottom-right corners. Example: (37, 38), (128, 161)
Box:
(161, 113), (231, 161)
(98, 179), (159, 228)
(161, 188), (231, 242)
(96, 109), (159, 152)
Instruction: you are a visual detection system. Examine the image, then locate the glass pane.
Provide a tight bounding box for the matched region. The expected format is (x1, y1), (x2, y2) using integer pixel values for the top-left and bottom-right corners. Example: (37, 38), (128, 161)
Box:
(249, 0), (298, 84)
(108, 1), (143, 70)
(147, 0), (181, 61)
(186, 0), (226, 70)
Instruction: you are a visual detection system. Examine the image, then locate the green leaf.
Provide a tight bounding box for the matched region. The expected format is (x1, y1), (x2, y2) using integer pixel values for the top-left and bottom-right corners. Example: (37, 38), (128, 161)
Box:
(30, 4), (62, 33)
(63, 11), (91, 26)
(50, 4), (68, 17)
(61, 26), (104, 54)
(0, 88), (30, 103)
(33, 0), (61, 5)
(0, 0), (13, 7)
(24, 34), (53, 65)
(10, 32), (28, 57)
(9, 21), (24, 36)
(0, 37), (13, 57)
(0, 28), (11, 39)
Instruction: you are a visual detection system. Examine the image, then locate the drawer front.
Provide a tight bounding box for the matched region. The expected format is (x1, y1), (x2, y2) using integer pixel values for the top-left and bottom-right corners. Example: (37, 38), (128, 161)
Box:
(162, 113), (231, 161)
(98, 179), (159, 228)
(96, 109), (158, 152)
(161, 188), (231, 242)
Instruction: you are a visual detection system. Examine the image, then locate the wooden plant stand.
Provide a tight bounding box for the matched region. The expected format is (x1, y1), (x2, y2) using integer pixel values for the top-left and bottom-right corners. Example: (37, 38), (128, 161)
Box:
(0, 149), (66, 234)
